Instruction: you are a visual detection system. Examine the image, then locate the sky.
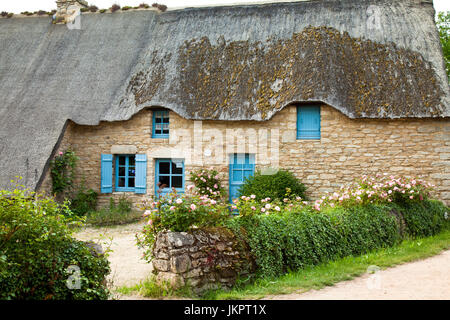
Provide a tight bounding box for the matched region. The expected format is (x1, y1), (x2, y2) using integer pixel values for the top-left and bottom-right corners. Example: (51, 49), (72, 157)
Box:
(1, 0), (449, 14)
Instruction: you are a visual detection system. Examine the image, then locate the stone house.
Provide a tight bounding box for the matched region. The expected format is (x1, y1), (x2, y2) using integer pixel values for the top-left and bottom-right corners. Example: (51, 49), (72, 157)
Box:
(0, 0), (449, 207)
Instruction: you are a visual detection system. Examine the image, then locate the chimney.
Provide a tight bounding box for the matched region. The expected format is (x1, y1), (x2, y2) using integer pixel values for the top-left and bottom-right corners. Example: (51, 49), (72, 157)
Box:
(55, 0), (88, 23)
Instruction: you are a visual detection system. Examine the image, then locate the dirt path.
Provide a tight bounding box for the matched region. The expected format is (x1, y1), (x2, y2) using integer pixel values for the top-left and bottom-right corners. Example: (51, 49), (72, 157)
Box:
(264, 250), (450, 300)
(74, 221), (154, 290)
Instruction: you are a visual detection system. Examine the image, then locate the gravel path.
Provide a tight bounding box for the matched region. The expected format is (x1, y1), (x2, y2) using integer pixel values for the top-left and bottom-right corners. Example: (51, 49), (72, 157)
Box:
(74, 221), (153, 290)
(264, 250), (450, 300)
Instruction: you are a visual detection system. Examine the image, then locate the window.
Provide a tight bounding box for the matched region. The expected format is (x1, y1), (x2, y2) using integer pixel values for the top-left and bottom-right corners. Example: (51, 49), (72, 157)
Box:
(297, 105), (321, 140)
(155, 159), (184, 198)
(101, 154), (147, 194)
(115, 155), (136, 192)
(152, 110), (169, 138)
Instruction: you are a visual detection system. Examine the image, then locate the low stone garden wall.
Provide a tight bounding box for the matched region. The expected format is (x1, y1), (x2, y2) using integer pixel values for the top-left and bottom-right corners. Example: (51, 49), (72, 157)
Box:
(152, 228), (254, 293)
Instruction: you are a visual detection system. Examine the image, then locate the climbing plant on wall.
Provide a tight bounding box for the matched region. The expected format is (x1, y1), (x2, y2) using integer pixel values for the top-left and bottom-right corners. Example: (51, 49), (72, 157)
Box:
(50, 150), (78, 195)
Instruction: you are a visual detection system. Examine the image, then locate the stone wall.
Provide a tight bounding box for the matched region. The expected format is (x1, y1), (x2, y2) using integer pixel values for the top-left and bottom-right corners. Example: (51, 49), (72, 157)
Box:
(38, 104), (450, 206)
(152, 228), (254, 293)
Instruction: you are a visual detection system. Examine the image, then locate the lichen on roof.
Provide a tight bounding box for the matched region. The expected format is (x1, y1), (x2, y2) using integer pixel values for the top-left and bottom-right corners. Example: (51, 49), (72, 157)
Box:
(127, 26), (445, 120)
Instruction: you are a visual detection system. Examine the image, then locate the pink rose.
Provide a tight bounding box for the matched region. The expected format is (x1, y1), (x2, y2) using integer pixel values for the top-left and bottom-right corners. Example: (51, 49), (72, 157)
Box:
(147, 219), (153, 225)
(143, 210), (152, 217)
(190, 204), (196, 210)
(59, 152), (63, 156)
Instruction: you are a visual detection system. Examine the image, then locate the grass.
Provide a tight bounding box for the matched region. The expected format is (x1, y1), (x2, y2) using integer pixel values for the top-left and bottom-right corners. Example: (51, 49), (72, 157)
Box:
(85, 209), (143, 227)
(116, 227), (450, 300)
(116, 275), (194, 299)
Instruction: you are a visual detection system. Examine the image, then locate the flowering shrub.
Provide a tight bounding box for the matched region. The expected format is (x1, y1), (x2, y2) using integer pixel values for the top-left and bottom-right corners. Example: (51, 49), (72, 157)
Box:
(189, 169), (226, 200)
(310, 174), (435, 212)
(136, 188), (230, 261)
(50, 150), (78, 195)
(231, 194), (309, 217)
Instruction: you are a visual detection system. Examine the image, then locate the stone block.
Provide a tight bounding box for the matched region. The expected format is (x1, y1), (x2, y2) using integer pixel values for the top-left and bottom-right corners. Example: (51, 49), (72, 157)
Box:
(170, 254), (191, 273)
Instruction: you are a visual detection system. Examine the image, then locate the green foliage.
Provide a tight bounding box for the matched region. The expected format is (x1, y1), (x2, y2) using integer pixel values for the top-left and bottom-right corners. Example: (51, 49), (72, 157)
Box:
(85, 196), (140, 226)
(189, 168), (226, 200)
(436, 11), (450, 80)
(227, 204), (402, 278)
(69, 185), (98, 216)
(137, 191), (231, 261)
(238, 169), (308, 201)
(391, 199), (448, 238)
(50, 150), (78, 195)
(0, 185), (110, 300)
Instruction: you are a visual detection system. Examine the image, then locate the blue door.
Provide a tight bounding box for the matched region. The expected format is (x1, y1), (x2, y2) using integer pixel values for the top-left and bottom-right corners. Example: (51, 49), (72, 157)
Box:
(155, 159), (184, 199)
(229, 153), (255, 203)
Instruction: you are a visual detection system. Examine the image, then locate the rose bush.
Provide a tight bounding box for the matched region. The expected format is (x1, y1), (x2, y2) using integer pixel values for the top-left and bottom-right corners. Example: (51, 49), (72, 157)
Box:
(136, 186), (230, 261)
(189, 168), (226, 200)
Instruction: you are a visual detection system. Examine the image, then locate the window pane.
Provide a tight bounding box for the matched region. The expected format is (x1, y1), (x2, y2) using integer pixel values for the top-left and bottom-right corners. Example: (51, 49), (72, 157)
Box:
(129, 156), (135, 166)
(128, 168), (135, 177)
(172, 161), (183, 174)
(155, 116), (162, 123)
(118, 177), (126, 187)
(128, 178), (135, 188)
(119, 156), (125, 165)
(157, 176), (170, 189)
(233, 169), (243, 181)
(172, 176), (182, 188)
(159, 162), (170, 174)
(118, 167), (125, 176)
(163, 116), (169, 123)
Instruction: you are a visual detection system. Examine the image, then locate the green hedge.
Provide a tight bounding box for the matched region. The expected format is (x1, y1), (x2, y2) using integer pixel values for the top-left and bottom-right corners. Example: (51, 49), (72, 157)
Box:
(227, 200), (448, 278)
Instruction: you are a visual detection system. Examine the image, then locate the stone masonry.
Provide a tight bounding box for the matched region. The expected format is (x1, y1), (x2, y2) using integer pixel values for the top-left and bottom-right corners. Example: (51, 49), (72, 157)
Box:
(39, 104), (450, 207)
(152, 228), (254, 293)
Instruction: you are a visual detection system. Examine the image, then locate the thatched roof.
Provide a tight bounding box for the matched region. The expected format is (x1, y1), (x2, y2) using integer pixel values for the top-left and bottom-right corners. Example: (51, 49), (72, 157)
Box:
(0, 0), (449, 191)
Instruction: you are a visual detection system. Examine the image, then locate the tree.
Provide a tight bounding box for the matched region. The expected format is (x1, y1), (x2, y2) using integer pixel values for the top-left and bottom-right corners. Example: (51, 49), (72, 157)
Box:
(436, 11), (450, 81)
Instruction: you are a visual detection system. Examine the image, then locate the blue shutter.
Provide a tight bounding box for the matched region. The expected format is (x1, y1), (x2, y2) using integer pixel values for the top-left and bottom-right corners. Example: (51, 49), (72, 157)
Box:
(297, 106), (320, 139)
(135, 154), (147, 194)
(101, 154), (113, 193)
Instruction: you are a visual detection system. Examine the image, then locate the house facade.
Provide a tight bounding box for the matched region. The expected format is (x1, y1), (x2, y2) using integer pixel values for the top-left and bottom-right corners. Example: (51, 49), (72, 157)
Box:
(0, 0), (449, 206)
(38, 104), (450, 207)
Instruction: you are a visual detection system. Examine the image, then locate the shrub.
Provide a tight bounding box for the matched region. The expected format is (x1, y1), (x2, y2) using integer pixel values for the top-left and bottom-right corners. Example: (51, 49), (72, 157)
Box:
(152, 3), (167, 12)
(99, 9), (106, 13)
(391, 200), (448, 238)
(110, 4), (120, 12)
(122, 6), (132, 11)
(50, 150), (78, 195)
(189, 168), (226, 200)
(310, 174), (435, 211)
(88, 5), (98, 12)
(137, 191), (231, 261)
(238, 169), (308, 201)
(139, 3), (150, 8)
(0, 186), (110, 299)
(69, 186), (98, 216)
(7, 13), (13, 18)
(36, 10), (47, 15)
(1, 12), (8, 17)
(227, 204), (402, 278)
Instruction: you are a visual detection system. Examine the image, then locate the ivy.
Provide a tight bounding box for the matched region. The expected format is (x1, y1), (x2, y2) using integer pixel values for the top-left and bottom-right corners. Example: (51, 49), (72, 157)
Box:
(50, 150), (78, 195)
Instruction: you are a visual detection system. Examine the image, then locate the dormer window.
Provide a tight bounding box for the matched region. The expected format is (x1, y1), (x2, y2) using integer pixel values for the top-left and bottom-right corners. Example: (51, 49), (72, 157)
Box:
(152, 110), (169, 138)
